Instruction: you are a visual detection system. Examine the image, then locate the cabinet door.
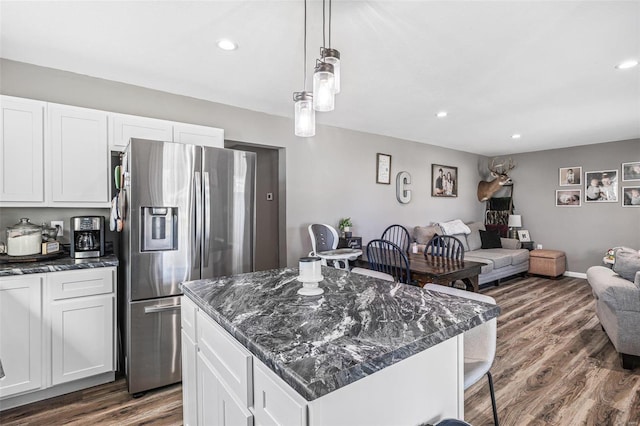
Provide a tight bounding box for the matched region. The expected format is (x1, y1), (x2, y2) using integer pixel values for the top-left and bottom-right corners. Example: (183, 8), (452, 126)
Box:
(49, 104), (109, 205)
(0, 275), (43, 398)
(110, 113), (172, 150)
(196, 351), (253, 426)
(182, 330), (198, 426)
(50, 294), (114, 385)
(0, 96), (45, 204)
(173, 123), (224, 148)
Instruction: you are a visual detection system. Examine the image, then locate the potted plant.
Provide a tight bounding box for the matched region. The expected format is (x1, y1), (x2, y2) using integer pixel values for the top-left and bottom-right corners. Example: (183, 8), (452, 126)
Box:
(338, 217), (353, 238)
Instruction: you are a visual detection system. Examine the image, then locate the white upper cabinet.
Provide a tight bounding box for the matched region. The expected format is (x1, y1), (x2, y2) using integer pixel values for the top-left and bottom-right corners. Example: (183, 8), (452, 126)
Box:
(0, 96), (45, 204)
(110, 113), (172, 151)
(48, 104), (109, 205)
(173, 123), (224, 148)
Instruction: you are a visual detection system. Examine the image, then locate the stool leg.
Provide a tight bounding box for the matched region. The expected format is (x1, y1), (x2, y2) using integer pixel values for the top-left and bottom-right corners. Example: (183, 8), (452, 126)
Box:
(487, 371), (499, 426)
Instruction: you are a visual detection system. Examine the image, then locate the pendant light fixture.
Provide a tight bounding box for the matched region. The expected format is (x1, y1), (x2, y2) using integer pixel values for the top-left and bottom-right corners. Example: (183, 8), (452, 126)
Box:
(313, 0), (335, 111)
(293, 0), (315, 137)
(320, 0), (340, 94)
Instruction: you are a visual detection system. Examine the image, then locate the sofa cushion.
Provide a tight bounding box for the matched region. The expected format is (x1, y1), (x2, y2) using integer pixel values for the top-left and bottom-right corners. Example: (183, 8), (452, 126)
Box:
(510, 249), (530, 265)
(480, 229), (502, 249)
(463, 255), (494, 274)
(413, 225), (442, 244)
(500, 238), (522, 250)
(613, 248), (640, 283)
(466, 249), (514, 269)
(587, 265), (640, 311)
(449, 233), (470, 251)
(466, 222), (485, 251)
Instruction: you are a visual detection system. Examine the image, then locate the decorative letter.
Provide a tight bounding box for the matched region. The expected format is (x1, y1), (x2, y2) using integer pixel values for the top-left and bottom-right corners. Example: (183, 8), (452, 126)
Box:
(396, 171), (412, 204)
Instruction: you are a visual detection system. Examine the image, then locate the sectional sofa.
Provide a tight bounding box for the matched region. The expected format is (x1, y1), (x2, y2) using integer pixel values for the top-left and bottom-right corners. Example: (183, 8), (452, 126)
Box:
(413, 221), (530, 285)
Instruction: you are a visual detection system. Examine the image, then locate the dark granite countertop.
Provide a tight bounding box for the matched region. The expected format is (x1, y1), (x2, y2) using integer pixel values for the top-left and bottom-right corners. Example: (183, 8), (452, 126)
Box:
(0, 254), (119, 277)
(181, 266), (500, 401)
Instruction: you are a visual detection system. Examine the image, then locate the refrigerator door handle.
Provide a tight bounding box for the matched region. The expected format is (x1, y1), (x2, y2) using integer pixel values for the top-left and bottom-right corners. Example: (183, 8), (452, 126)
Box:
(203, 171), (211, 267)
(194, 171), (202, 269)
(144, 304), (181, 314)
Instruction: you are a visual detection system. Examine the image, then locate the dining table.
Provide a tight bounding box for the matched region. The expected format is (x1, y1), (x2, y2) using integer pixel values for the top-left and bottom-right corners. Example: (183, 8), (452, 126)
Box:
(407, 252), (485, 292)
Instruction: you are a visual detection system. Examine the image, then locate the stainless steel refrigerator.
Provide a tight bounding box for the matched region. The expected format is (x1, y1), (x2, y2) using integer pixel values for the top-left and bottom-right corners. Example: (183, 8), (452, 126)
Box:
(120, 138), (255, 394)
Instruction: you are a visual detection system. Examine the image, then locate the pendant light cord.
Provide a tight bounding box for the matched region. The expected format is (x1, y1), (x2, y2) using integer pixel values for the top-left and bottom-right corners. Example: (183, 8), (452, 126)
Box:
(303, 0), (307, 90)
(328, 0), (332, 48)
(322, 0), (326, 49)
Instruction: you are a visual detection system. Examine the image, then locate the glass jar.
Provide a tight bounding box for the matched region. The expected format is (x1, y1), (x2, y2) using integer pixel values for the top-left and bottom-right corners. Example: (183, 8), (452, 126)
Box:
(6, 218), (42, 256)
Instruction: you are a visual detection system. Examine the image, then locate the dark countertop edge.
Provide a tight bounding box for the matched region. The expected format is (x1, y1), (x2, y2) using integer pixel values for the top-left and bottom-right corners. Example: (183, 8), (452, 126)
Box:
(181, 283), (500, 402)
(0, 255), (119, 276)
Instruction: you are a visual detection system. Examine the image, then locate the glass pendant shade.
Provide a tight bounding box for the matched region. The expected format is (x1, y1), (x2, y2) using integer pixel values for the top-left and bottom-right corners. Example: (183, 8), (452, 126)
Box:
(313, 62), (335, 112)
(294, 92), (315, 137)
(321, 48), (340, 94)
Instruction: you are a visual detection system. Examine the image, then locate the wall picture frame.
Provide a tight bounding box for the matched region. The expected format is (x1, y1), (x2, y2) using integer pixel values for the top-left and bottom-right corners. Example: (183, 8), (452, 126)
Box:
(622, 162), (640, 181)
(517, 230), (531, 242)
(559, 166), (581, 186)
(622, 186), (640, 207)
(376, 153), (392, 184)
(431, 164), (458, 197)
(585, 170), (618, 203)
(556, 189), (581, 207)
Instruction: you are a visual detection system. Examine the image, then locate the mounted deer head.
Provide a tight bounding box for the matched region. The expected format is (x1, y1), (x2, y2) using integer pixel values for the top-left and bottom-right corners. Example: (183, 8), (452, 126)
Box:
(477, 158), (515, 202)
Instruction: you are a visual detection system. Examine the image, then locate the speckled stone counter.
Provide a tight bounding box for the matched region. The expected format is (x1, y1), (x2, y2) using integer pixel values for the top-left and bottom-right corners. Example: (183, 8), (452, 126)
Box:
(0, 254), (119, 277)
(181, 266), (500, 401)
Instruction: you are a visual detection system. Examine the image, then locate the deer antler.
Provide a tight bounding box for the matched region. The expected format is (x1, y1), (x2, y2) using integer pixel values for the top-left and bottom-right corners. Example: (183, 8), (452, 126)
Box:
(488, 157), (516, 174)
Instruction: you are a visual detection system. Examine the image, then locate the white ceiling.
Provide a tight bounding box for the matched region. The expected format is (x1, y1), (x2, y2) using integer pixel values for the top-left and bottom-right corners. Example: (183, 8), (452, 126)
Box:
(1, 1), (639, 156)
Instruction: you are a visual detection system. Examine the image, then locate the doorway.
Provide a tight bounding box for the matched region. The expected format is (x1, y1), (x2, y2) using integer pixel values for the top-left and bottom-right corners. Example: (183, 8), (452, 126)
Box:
(225, 141), (285, 271)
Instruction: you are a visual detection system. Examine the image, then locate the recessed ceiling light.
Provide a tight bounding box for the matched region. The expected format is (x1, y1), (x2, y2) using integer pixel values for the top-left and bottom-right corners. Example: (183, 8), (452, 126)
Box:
(512, 134), (521, 139)
(616, 60), (638, 69)
(436, 111), (448, 118)
(217, 39), (238, 51)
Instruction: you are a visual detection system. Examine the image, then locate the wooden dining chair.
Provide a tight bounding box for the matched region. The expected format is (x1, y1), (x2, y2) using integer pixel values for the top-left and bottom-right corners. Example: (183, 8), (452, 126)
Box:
(381, 224), (411, 253)
(426, 235), (465, 260)
(366, 239), (411, 284)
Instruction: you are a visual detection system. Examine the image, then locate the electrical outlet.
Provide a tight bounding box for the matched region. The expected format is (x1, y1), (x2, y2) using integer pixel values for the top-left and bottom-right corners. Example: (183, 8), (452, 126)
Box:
(51, 220), (64, 237)
(536, 243), (543, 250)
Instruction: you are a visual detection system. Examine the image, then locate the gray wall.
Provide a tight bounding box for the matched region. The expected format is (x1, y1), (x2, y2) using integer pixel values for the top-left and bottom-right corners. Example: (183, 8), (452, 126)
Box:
(509, 139), (640, 273)
(0, 59), (485, 266)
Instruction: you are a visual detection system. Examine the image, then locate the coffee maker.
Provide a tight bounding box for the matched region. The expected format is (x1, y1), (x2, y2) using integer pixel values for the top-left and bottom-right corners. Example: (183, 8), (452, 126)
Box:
(70, 216), (105, 259)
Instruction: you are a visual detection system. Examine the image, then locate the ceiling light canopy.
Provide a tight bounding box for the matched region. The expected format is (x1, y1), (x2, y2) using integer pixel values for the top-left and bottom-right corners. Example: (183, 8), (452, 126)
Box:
(616, 59), (638, 69)
(216, 39), (237, 51)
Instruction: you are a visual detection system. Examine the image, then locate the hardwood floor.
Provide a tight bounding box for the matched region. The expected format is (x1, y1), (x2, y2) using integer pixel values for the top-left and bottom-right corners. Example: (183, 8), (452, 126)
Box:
(466, 275), (640, 426)
(1, 276), (638, 425)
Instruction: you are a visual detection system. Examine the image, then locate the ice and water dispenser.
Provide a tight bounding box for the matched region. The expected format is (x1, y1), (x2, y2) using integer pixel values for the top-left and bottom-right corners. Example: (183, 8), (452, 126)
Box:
(141, 207), (178, 251)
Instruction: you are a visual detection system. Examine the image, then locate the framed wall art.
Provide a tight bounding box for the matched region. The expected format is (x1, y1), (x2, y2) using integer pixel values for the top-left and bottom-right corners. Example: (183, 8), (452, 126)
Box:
(559, 166), (581, 186)
(622, 186), (640, 207)
(556, 189), (581, 207)
(622, 162), (640, 181)
(585, 170), (618, 203)
(431, 164), (458, 197)
(376, 153), (392, 184)
(517, 230), (531, 242)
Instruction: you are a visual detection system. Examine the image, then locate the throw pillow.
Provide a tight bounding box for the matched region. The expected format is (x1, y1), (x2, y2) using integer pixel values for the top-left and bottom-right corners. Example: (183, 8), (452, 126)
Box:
(413, 225), (442, 244)
(613, 248), (640, 282)
(466, 221), (485, 251)
(438, 219), (472, 235)
(480, 229), (502, 249)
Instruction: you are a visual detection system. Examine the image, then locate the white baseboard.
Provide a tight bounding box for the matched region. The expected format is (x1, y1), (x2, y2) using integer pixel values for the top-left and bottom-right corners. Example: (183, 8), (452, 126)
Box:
(564, 271), (587, 279)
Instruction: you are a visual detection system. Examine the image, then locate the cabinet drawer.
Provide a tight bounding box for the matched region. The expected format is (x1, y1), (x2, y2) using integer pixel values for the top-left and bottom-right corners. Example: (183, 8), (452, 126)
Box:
(253, 360), (307, 426)
(197, 310), (253, 407)
(48, 268), (114, 300)
(181, 296), (198, 342)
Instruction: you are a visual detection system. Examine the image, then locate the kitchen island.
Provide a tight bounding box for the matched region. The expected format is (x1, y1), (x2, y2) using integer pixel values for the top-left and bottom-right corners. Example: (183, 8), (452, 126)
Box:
(180, 266), (500, 426)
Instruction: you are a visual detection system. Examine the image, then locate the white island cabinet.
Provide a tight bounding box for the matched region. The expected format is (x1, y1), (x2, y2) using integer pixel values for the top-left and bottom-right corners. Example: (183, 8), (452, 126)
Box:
(0, 266), (117, 411)
(181, 295), (466, 426)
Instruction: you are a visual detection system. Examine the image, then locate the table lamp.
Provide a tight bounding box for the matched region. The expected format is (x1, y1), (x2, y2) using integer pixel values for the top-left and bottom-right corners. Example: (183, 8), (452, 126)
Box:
(508, 215), (522, 239)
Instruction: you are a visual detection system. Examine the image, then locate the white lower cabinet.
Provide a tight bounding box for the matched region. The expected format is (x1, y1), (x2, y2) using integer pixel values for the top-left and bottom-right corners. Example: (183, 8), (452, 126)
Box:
(0, 275), (44, 398)
(0, 268), (116, 410)
(182, 296), (463, 426)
